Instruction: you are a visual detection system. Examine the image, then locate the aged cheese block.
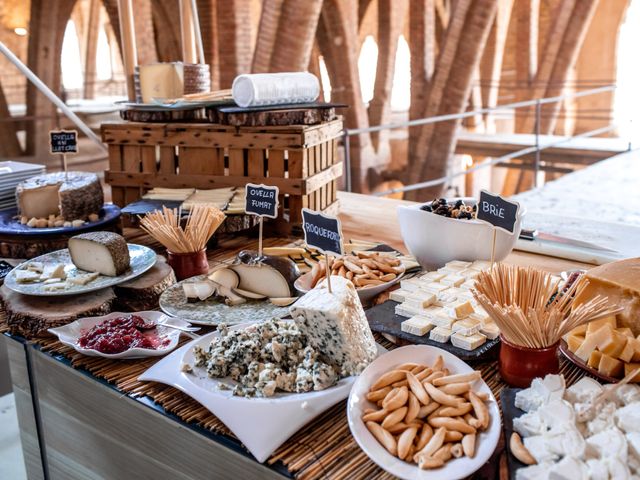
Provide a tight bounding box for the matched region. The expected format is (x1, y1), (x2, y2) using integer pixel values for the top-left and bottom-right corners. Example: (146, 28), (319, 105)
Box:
(574, 258), (640, 334)
(114, 256), (175, 311)
(289, 275), (377, 376)
(16, 171), (103, 221)
(139, 63), (184, 103)
(68, 231), (130, 276)
(0, 285), (115, 338)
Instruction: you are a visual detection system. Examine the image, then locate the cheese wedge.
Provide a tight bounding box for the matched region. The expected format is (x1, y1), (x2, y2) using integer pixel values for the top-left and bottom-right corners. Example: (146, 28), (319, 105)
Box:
(567, 333), (584, 352)
(599, 329), (628, 357)
(619, 327), (634, 338)
(620, 340), (637, 363)
(440, 274), (465, 287)
(451, 318), (481, 336)
(588, 350), (603, 369)
(404, 292), (436, 309)
(430, 314), (454, 329)
(587, 316), (617, 335)
(446, 300), (475, 320)
(598, 354), (624, 377)
(574, 325), (611, 361)
(624, 363), (640, 382)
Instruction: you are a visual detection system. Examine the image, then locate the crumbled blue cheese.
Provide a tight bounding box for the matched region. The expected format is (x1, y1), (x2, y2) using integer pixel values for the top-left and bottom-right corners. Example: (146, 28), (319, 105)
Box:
(191, 319), (338, 397)
(289, 275), (377, 376)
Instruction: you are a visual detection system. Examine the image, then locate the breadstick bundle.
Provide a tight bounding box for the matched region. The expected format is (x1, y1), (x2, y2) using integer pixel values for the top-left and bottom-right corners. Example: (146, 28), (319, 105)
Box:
(139, 205), (226, 253)
(309, 251), (404, 290)
(472, 264), (619, 349)
(362, 356), (491, 470)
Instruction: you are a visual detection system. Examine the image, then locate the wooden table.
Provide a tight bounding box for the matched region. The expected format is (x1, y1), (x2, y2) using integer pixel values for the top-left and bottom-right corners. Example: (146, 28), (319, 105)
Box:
(2, 192), (593, 480)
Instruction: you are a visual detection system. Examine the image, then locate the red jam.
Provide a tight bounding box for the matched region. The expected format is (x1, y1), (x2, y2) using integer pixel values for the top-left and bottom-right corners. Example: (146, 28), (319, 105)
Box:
(77, 315), (169, 354)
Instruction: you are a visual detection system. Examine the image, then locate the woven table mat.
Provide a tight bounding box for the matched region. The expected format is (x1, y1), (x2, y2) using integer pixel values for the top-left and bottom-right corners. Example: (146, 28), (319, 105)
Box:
(0, 229), (593, 479)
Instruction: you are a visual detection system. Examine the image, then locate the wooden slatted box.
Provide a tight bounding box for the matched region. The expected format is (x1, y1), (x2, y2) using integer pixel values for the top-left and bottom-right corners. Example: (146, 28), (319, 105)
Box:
(102, 119), (343, 234)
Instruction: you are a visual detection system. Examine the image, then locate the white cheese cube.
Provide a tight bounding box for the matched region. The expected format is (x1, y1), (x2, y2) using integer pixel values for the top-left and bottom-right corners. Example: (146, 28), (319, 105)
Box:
(451, 332), (486, 350)
(565, 377), (603, 405)
(585, 459), (609, 480)
(469, 310), (490, 324)
(606, 458), (631, 480)
(400, 278), (422, 292)
(515, 463), (554, 480)
(420, 271), (445, 282)
(401, 316), (435, 336)
(451, 318), (482, 336)
(421, 282), (450, 294)
(479, 321), (500, 340)
(404, 292), (436, 308)
(430, 314), (454, 329)
(513, 411), (548, 437)
(429, 326), (452, 343)
(627, 432), (640, 460)
(523, 435), (560, 463)
(470, 260), (492, 271)
(289, 276), (377, 376)
(434, 291), (458, 307)
(389, 288), (409, 303)
(459, 268), (481, 280)
(440, 274), (465, 287)
(446, 300), (475, 319)
(395, 303), (425, 318)
(616, 403), (640, 433)
(459, 279), (477, 290)
(437, 267), (458, 276)
(586, 428), (628, 461)
(548, 456), (588, 480)
(445, 260), (471, 270)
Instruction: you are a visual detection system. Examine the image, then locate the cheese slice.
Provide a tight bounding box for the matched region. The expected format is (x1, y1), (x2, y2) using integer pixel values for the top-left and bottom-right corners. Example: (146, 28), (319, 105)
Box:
(15, 270), (41, 283)
(421, 271), (445, 282)
(451, 332), (486, 351)
(422, 282), (450, 294)
(40, 263), (66, 281)
(445, 260), (471, 270)
(574, 258), (640, 335)
(574, 325), (611, 361)
(400, 278), (422, 292)
(598, 353), (624, 377)
(588, 350), (603, 369)
(395, 303), (425, 318)
(429, 326), (452, 343)
(401, 316), (435, 336)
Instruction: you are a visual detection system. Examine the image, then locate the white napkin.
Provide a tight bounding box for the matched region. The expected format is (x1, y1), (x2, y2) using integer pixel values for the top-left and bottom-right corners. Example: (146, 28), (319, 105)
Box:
(232, 72), (320, 108)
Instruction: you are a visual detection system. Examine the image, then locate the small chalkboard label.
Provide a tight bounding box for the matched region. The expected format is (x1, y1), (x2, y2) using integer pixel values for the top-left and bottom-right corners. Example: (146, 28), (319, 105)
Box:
(49, 130), (78, 155)
(302, 208), (343, 256)
(476, 189), (520, 234)
(245, 183), (279, 218)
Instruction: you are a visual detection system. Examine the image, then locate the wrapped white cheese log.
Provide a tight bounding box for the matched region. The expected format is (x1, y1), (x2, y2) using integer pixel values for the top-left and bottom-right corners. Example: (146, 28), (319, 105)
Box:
(232, 72), (320, 108)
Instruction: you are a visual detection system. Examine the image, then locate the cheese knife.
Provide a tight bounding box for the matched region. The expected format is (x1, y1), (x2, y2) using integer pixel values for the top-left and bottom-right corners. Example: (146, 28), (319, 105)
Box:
(519, 229), (619, 253)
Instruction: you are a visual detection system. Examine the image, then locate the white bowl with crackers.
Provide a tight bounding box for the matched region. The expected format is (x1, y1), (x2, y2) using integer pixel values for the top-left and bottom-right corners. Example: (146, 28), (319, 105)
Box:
(347, 345), (500, 480)
(294, 251), (406, 302)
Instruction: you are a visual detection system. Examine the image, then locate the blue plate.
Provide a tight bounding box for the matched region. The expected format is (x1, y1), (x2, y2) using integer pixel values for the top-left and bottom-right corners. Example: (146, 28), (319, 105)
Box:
(0, 204), (121, 237)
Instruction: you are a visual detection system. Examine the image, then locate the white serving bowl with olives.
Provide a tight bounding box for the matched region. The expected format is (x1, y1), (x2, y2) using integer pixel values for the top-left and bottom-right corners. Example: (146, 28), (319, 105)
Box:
(397, 197), (525, 269)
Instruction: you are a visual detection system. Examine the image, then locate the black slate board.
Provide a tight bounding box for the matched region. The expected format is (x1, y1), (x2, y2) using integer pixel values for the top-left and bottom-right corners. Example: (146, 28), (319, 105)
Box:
(365, 300), (500, 362)
(500, 388), (527, 480)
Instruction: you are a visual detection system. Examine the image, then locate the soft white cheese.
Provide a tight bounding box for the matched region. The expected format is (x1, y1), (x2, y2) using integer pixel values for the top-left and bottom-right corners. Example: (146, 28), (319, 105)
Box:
(586, 401), (617, 436)
(450, 332), (486, 351)
(523, 434), (560, 463)
(616, 402), (640, 433)
(606, 457), (632, 479)
(615, 384), (640, 406)
(627, 432), (640, 460)
(586, 427), (628, 461)
(400, 316), (434, 336)
(429, 326), (452, 343)
(389, 288), (409, 303)
(514, 411), (548, 437)
(585, 459), (610, 480)
(565, 377), (604, 405)
(289, 276), (377, 376)
(548, 456), (588, 480)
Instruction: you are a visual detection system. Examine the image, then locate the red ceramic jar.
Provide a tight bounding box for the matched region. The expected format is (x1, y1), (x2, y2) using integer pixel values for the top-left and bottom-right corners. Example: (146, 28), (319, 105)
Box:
(499, 335), (560, 388)
(166, 249), (209, 281)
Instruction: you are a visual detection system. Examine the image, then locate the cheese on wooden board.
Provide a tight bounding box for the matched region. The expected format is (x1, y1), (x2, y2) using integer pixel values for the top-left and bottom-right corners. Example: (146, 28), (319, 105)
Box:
(139, 63), (185, 103)
(574, 258), (640, 334)
(68, 232), (131, 277)
(400, 316), (434, 336)
(289, 276), (377, 375)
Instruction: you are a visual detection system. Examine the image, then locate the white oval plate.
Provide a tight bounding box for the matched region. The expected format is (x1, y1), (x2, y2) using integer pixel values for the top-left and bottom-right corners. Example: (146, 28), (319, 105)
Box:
(139, 321), (386, 462)
(48, 311), (191, 359)
(5, 244), (157, 296)
(347, 345), (501, 480)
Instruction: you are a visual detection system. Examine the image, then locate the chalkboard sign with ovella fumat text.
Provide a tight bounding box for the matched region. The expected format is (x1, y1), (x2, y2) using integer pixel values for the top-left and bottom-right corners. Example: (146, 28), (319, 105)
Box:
(245, 183), (279, 218)
(301, 208), (343, 256)
(49, 130), (78, 155)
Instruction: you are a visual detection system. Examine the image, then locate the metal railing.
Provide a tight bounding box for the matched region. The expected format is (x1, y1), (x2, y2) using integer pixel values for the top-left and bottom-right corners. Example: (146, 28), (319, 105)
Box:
(341, 85), (629, 196)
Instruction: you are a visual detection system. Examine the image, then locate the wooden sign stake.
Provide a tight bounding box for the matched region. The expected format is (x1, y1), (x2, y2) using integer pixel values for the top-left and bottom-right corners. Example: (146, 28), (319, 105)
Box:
(325, 253), (332, 293)
(490, 229), (497, 269)
(245, 183), (279, 258)
(258, 216), (264, 257)
(475, 190), (521, 270)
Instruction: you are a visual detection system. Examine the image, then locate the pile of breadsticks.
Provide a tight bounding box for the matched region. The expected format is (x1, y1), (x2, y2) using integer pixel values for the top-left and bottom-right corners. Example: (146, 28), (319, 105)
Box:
(309, 252), (404, 289)
(361, 356), (491, 470)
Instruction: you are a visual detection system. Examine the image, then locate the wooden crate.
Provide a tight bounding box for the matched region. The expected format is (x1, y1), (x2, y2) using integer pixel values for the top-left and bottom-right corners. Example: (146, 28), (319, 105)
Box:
(102, 119), (343, 234)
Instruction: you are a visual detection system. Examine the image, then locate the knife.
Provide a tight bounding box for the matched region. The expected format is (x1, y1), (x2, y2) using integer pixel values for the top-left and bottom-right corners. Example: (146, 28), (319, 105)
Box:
(519, 229), (619, 253)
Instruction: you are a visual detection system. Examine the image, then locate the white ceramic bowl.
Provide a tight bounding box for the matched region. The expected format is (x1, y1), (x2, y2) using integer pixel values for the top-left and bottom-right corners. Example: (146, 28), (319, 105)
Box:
(397, 197), (525, 269)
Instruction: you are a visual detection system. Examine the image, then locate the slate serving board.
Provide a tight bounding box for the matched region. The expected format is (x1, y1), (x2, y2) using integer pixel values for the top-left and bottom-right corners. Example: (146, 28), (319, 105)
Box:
(500, 388), (527, 480)
(365, 300), (500, 362)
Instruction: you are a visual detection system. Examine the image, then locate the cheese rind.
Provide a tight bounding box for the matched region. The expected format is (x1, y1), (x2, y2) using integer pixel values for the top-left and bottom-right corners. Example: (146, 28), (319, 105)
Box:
(401, 316), (434, 336)
(68, 232), (130, 276)
(429, 326), (452, 343)
(451, 332), (486, 350)
(289, 276), (377, 376)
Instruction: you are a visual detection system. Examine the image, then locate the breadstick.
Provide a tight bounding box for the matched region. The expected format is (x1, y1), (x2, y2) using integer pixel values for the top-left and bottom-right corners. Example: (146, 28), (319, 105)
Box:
(462, 433), (476, 458)
(417, 456), (444, 470)
(510, 432), (536, 465)
(451, 443), (464, 458)
(444, 430), (463, 442)
(407, 372), (430, 405)
(439, 382), (471, 395)
(382, 386), (408, 411)
(405, 392), (420, 423)
(371, 370), (406, 390)
(428, 417), (476, 434)
(424, 371), (445, 383)
(397, 426), (418, 460)
(381, 407), (408, 429)
(362, 408), (388, 423)
(424, 382), (464, 407)
(415, 426), (446, 458)
(436, 403), (473, 417)
(417, 402), (440, 418)
(415, 423), (433, 451)
(366, 422), (397, 456)
(432, 371), (481, 386)
(366, 386), (392, 402)
(464, 413), (483, 430)
(469, 391), (489, 429)
(433, 444), (453, 462)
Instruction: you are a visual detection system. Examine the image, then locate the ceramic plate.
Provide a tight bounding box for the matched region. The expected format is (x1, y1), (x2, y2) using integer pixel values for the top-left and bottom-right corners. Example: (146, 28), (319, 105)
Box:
(347, 345), (501, 480)
(48, 311), (191, 359)
(294, 265), (405, 303)
(159, 274), (290, 325)
(139, 322), (386, 462)
(5, 244), (157, 296)
(0, 204), (121, 236)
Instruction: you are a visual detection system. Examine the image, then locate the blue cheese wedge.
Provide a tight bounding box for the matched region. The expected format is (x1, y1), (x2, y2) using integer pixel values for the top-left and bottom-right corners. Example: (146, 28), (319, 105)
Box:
(451, 331), (486, 350)
(429, 326), (452, 343)
(289, 276), (377, 376)
(401, 316), (435, 336)
(451, 318), (482, 336)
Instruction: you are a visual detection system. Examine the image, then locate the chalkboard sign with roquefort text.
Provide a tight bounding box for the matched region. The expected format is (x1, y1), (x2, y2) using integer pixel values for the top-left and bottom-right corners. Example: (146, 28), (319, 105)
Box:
(476, 189), (520, 234)
(301, 208), (343, 256)
(245, 183), (279, 218)
(49, 130), (78, 155)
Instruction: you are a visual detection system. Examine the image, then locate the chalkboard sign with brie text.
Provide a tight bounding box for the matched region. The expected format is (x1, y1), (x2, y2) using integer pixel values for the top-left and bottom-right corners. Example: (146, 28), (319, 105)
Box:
(476, 189), (520, 234)
(302, 208), (343, 256)
(245, 183), (279, 218)
(49, 130), (78, 155)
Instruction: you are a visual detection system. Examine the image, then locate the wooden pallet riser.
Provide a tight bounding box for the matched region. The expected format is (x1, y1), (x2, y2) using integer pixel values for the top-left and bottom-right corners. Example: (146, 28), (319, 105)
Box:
(103, 120), (343, 235)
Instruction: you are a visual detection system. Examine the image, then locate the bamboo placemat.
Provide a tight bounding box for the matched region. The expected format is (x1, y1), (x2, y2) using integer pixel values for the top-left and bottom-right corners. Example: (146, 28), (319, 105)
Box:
(1, 229), (593, 479)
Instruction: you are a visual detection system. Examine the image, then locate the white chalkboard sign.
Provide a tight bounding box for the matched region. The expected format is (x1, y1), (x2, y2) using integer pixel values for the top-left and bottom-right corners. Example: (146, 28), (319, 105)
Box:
(245, 183), (279, 218)
(49, 130), (78, 155)
(476, 190), (520, 234)
(301, 208), (343, 257)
